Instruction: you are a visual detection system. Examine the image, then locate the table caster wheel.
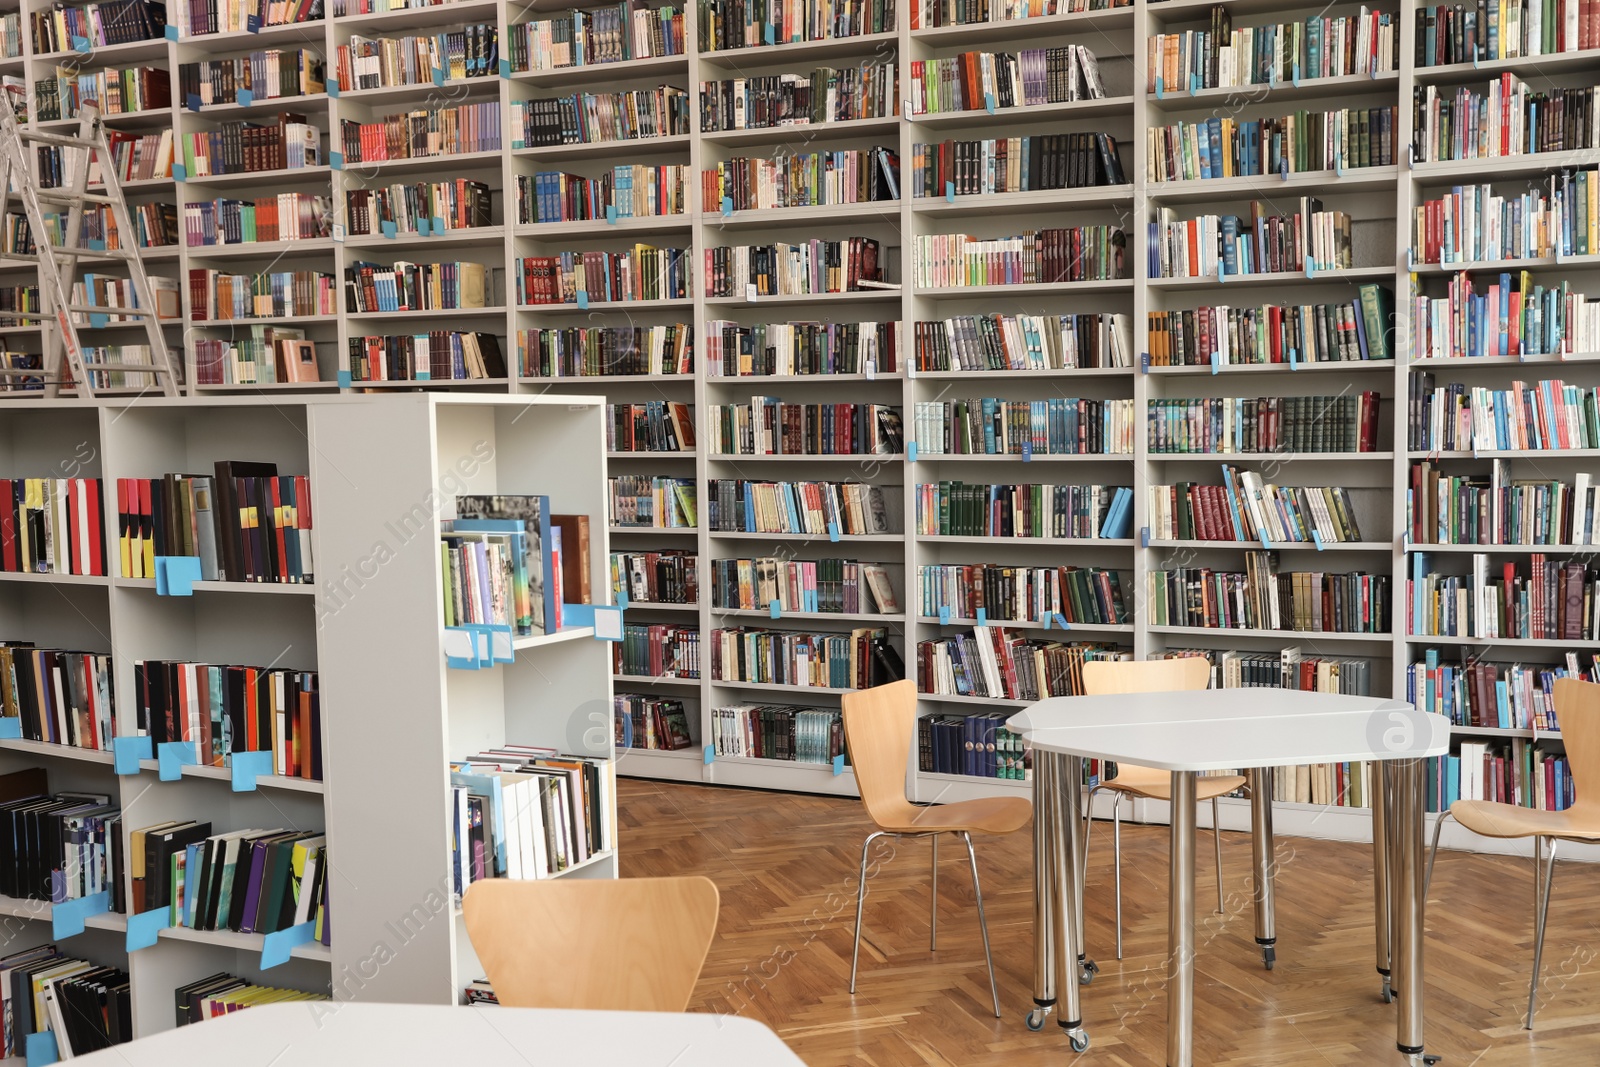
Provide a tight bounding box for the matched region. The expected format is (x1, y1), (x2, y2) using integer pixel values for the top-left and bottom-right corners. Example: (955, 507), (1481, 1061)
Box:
(1079, 959), (1098, 986)
(1025, 1007), (1049, 1032)
(1068, 1029), (1090, 1053)
(1261, 945), (1275, 971)
(1381, 977), (1393, 1004)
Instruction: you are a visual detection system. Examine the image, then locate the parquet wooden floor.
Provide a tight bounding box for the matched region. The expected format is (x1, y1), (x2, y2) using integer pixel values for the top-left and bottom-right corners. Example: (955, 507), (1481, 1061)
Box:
(617, 779), (1600, 1067)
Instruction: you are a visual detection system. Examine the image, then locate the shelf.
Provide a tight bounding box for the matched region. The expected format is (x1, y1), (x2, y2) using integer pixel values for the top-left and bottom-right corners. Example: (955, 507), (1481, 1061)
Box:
(333, 0), (499, 27)
(187, 93), (331, 117)
(912, 366), (1134, 379)
(35, 37), (166, 63)
(917, 535), (1135, 546)
(334, 78), (497, 107)
(607, 525), (698, 535)
(913, 184), (1134, 218)
(706, 372), (902, 382)
(512, 626), (595, 651)
(1406, 543), (1600, 554)
(1413, 449), (1600, 459)
(913, 452), (1133, 462)
(708, 530), (903, 543)
(346, 378), (510, 390)
(1148, 625), (1394, 643)
(1415, 47), (1600, 83)
(706, 201), (901, 229)
(619, 601), (699, 612)
(1412, 149), (1600, 181)
(910, 6), (1135, 43)
(346, 149), (505, 176)
(1407, 633), (1587, 650)
(917, 770), (1031, 791)
(606, 451), (694, 459)
(158, 922), (331, 961)
(0, 738), (115, 765)
(701, 115), (902, 148)
(611, 673), (700, 687)
(1148, 359), (1397, 375)
(523, 298), (691, 314)
(514, 216), (690, 239)
(912, 94), (1134, 130)
(1408, 353), (1600, 367)
(344, 307), (507, 321)
(710, 678), (858, 695)
(715, 608), (906, 623)
(1147, 266), (1394, 291)
(914, 278), (1132, 298)
(917, 691), (1031, 708)
(513, 134), (692, 163)
(176, 20), (327, 45)
(0, 570), (110, 586)
(182, 166), (332, 187)
(917, 616), (1132, 633)
(1151, 451), (1395, 463)
(346, 225), (507, 249)
(1410, 253), (1600, 275)
(115, 577), (315, 595)
(133, 759), (327, 794)
(509, 54), (689, 87)
(1146, 71), (1400, 110)
(703, 289), (901, 308)
(1148, 166), (1400, 204)
(551, 849), (618, 878)
(528, 374), (693, 384)
(185, 239), (337, 259)
(698, 31), (900, 68)
(708, 452), (898, 462)
(0, 894), (126, 930)
(1146, 539), (1391, 552)
(1450, 725), (1551, 739)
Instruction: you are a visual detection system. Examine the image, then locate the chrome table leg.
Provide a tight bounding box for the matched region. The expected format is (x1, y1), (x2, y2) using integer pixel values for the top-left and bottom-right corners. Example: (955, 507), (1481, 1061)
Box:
(1167, 770), (1197, 1067)
(1248, 767), (1276, 971)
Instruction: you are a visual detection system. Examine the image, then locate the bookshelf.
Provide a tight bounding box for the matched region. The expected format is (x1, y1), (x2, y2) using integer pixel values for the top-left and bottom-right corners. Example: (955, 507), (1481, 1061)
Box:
(4, 0), (1595, 859)
(0, 393), (614, 1040)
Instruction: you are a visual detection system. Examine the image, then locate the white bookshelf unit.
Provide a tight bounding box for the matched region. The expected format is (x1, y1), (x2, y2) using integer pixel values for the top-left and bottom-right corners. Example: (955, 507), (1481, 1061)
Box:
(0, 0), (1593, 861)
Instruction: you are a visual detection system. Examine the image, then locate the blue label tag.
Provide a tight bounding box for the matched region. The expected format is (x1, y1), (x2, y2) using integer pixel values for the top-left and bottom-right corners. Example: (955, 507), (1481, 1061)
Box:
(945, 181), (955, 202)
(25, 1030), (58, 1067)
(51, 891), (110, 940)
(0, 718), (17, 739)
(1190, 73), (1199, 95)
(230, 749), (275, 791)
(88, 237), (105, 252)
(1022, 441), (1032, 462)
(1218, 258), (1225, 283)
(1261, 533), (1272, 549)
(827, 521), (840, 542)
(703, 744), (715, 765)
(89, 312), (108, 329)
(606, 205), (617, 224)
(158, 741), (197, 781)
(769, 599), (781, 619)
(1280, 159), (1288, 181)
(1406, 248), (1415, 271)
(71, 35), (90, 53)
(765, 23), (775, 43)
(1140, 525), (1150, 547)
(416, 218), (430, 236)
(1289, 347), (1299, 369)
(500, 59), (512, 78)
(721, 196), (733, 217)
(576, 292), (589, 309)
(172, 163), (186, 182)
(112, 735), (152, 775)
(329, 152), (343, 170)
(907, 441), (917, 463)
(337, 369), (352, 388)
(832, 753), (845, 775)
(237, 88), (253, 107)
(381, 220), (397, 238)
(976, 607), (987, 626)
(328, 81), (340, 97)
(1211, 347), (1221, 375)
(615, 590), (629, 611)
(1141, 351), (1150, 374)
(261, 921), (317, 969)
(185, 93), (202, 112)
(984, 92), (996, 114)
(1306, 260), (1316, 278)
(415, 370), (431, 381)
(1155, 76), (1164, 99)
(1292, 62), (1301, 87)
(125, 907), (170, 951)
(1053, 613), (1070, 630)
(164, 24), (179, 40)
(1335, 154), (1343, 177)
(1408, 144), (1415, 169)
(433, 67), (446, 87)
(154, 555), (201, 595)
(938, 605), (951, 624)
(432, 216), (446, 234)
(1311, 530), (1325, 551)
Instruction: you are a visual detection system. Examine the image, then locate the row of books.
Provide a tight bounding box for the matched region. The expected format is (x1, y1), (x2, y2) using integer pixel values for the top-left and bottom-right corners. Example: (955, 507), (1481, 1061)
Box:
(131, 822), (326, 941)
(704, 148), (898, 211)
(0, 13), (19, 59)
(919, 714), (1029, 779)
(699, 63), (898, 131)
(1170, 646), (1375, 698)
(188, 268), (338, 320)
(116, 467), (314, 584)
(179, 50), (327, 108)
(1147, 107), (1397, 183)
(705, 238), (882, 296)
(343, 261), (503, 313)
(710, 704), (846, 764)
(613, 622), (700, 678)
(612, 549), (698, 605)
(1148, 474), (1367, 544)
(916, 629), (1127, 701)
(195, 330), (321, 385)
(1147, 288), (1396, 367)
(1412, 76), (1600, 163)
(519, 165), (690, 224)
(1146, 556), (1392, 633)
(608, 401), (695, 454)
(912, 227), (1125, 288)
(181, 114), (321, 177)
(608, 475), (697, 529)
(1407, 372), (1600, 452)
(349, 180), (493, 237)
(34, 65), (170, 121)
(174, 974), (326, 1027)
(97, 129), (174, 183)
(1147, 6), (1400, 92)
(82, 346), (168, 391)
(909, 0), (1127, 30)
(1412, 271), (1591, 360)
(1407, 649), (1593, 731)
(1147, 393), (1384, 455)
(912, 314), (1132, 372)
(705, 479), (900, 535)
(441, 495), (566, 637)
(615, 693), (694, 751)
(179, 0), (322, 36)
(69, 273), (180, 325)
(1151, 201), (1354, 278)
(712, 556), (898, 615)
(910, 46), (1106, 115)
(1408, 459), (1600, 546)
(0, 646), (112, 751)
(917, 564), (1128, 627)
(696, 0), (892, 51)
(347, 331), (506, 381)
(517, 246), (688, 304)
(0, 773), (116, 905)
(133, 660), (320, 780)
(910, 134), (1126, 198)
(705, 320), (896, 377)
(707, 401), (902, 456)
(1411, 172), (1600, 265)
(448, 748), (613, 885)
(0, 944), (129, 1057)
(337, 27), (498, 90)
(912, 397), (1136, 456)
(520, 324), (693, 378)
(513, 87), (689, 148)
(31, 0), (165, 52)
(512, 5), (684, 70)
(1416, 0), (1600, 64)
(914, 482), (1135, 540)
(184, 194), (332, 247)
(0, 477), (104, 576)
(709, 625), (902, 689)
(1433, 739), (1574, 812)
(339, 101), (501, 162)
(1407, 552), (1599, 640)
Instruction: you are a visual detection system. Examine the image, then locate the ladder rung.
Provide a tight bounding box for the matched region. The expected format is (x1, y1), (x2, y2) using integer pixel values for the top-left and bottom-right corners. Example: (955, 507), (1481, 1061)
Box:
(63, 304), (155, 317)
(0, 248), (137, 263)
(16, 131), (98, 150)
(82, 362), (170, 373)
(34, 191), (117, 205)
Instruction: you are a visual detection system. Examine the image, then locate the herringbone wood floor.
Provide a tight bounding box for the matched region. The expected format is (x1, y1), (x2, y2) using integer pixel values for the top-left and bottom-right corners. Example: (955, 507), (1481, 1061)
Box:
(617, 779), (1600, 1067)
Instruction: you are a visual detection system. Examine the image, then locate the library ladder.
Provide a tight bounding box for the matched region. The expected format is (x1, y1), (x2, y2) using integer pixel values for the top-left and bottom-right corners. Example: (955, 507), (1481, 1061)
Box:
(0, 97), (180, 397)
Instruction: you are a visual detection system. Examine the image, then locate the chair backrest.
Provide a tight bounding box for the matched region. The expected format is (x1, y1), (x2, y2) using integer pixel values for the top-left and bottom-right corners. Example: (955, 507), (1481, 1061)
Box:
(462, 876), (719, 1011)
(840, 679), (921, 828)
(1081, 656), (1210, 695)
(1554, 677), (1600, 815)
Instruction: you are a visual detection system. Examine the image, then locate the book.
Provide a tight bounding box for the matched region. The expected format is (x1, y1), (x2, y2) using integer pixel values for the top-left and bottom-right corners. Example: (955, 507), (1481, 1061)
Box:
(918, 564), (1127, 625)
(0, 644), (114, 750)
(913, 398), (1135, 456)
(699, 63), (898, 132)
(614, 693), (694, 750)
(518, 246), (687, 304)
(519, 166), (688, 224)
(704, 479), (900, 535)
(704, 238), (883, 297)
(913, 227), (1125, 287)
(612, 550), (696, 605)
(338, 25), (499, 89)
(710, 703), (847, 763)
(0, 478), (104, 576)
(515, 5), (684, 69)
(705, 320), (896, 376)
(520, 323), (693, 378)
(454, 495), (559, 635)
(707, 401), (902, 455)
(615, 624), (699, 678)
(1146, 552), (1391, 633)
(917, 627), (1128, 700)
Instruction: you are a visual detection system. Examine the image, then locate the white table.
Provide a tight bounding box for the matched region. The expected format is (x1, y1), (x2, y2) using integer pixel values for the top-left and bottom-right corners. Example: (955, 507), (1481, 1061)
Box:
(70, 1001), (807, 1066)
(1009, 688), (1450, 1066)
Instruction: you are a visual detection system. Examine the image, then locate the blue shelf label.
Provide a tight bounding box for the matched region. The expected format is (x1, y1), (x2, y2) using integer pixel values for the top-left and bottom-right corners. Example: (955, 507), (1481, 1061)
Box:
(1140, 351), (1150, 374)
(721, 196), (733, 217)
(945, 181), (954, 202)
(827, 522), (840, 542)
(185, 93), (202, 112)
(938, 605), (950, 624)
(433, 67), (446, 87)
(329, 152), (343, 170)
(172, 163), (186, 182)
(576, 291), (589, 309)
(231, 749), (275, 792)
(158, 741), (197, 781)
(499, 59), (512, 78)
(25, 1030), (57, 1067)
(1155, 76), (1164, 99)
(237, 89), (253, 108)
(164, 24), (179, 39)
(126, 906), (171, 951)
(1022, 441), (1032, 462)
(765, 23), (775, 43)
(906, 441), (917, 463)
(415, 370), (431, 382)
(1311, 530), (1325, 551)
(432, 216), (446, 234)
(1140, 525), (1150, 548)
(416, 218), (431, 236)
(154, 555), (201, 595)
(89, 312), (108, 329)
(703, 744), (715, 765)
(606, 205), (617, 224)
(984, 92), (996, 114)
(615, 589), (629, 611)
(112, 735), (152, 775)
(381, 220), (397, 238)
(337, 369), (352, 388)
(976, 607), (987, 627)
(0, 718), (19, 739)
(246, 13), (260, 31)
(327, 81), (340, 97)
(71, 35), (91, 53)
(52, 891), (110, 940)
(832, 753), (845, 776)
(261, 921), (317, 969)
(769, 599), (781, 619)
(1189, 73), (1199, 95)
(88, 237), (105, 252)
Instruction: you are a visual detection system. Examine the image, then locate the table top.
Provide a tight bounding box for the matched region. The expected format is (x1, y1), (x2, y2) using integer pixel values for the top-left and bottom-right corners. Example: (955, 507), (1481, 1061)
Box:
(1009, 689), (1450, 771)
(71, 1002), (808, 1066)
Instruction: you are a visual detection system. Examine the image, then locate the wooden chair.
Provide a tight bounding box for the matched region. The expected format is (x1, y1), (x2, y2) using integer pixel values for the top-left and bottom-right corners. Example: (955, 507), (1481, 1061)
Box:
(462, 876), (719, 1011)
(1081, 657), (1244, 959)
(1426, 676), (1600, 1030)
(841, 679), (1030, 1018)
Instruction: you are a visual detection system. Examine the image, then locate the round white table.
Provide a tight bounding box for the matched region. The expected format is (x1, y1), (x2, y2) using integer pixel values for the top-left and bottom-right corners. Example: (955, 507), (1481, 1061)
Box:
(1009, 688), (1450, 1066)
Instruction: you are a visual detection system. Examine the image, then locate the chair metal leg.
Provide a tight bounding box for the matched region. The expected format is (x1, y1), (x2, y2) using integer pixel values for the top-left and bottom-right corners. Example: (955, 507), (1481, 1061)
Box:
(1424, 808), (1455, 898)
(1211, 796), (1224, 915)
(850, 830), (887, 995)
(1113, 793), (1124, 960)
(1528, 837), (1558, 1031)
(962, 830), (1002, 1019)
(930, 833), (938, 951)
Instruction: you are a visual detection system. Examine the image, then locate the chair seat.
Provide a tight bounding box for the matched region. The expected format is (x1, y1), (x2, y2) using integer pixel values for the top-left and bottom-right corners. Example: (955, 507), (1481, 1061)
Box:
(874, 795), (1031, 836)
(1103, 774), (1247, 802)
(1451, 799), (1600, 842)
